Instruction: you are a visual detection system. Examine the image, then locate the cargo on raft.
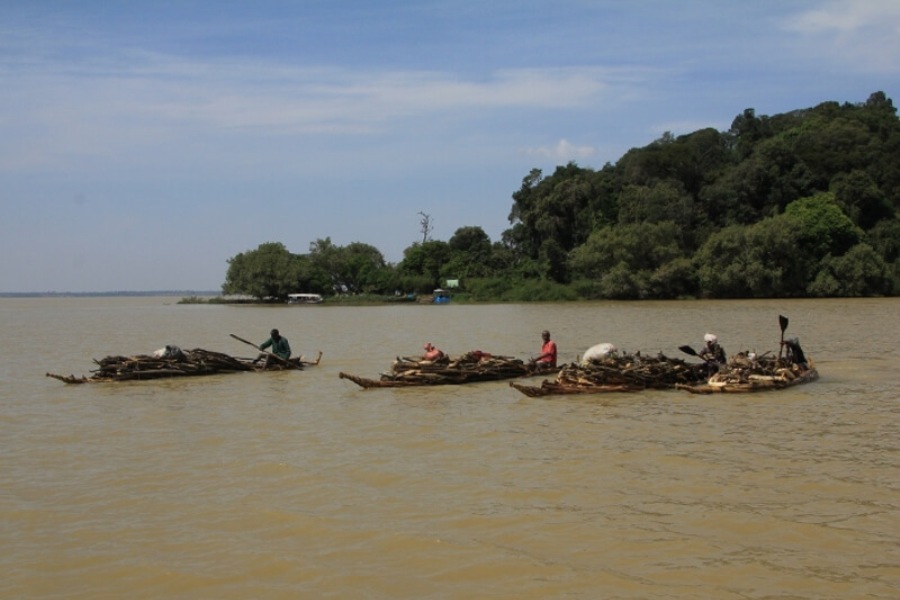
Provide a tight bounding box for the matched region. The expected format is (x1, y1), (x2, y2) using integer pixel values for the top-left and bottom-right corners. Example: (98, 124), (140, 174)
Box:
(510, 351), (707, 397)
(339, 351), (557, 389)
(510, 350), (818, 397)
(674, 357), (818, 394)
(46, 346), (322, 384)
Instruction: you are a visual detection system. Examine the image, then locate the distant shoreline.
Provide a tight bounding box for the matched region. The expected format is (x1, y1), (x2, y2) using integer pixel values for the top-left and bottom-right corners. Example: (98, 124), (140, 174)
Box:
(0, 291), (220, 298)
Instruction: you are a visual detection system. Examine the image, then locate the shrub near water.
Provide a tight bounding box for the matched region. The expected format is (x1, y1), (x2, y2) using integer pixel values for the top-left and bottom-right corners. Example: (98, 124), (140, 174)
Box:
(464, 278), (580, 302)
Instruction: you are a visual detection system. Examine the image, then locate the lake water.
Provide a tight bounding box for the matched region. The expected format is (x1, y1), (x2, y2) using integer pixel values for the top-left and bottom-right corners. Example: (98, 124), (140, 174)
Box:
(2, 296), (898, 599)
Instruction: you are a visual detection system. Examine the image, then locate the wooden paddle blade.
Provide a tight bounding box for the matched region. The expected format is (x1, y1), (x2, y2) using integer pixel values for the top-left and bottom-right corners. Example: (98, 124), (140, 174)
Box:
(230, 333), (257, 347)
(678, 345), (698, 357)
(777, 315), (789, 360)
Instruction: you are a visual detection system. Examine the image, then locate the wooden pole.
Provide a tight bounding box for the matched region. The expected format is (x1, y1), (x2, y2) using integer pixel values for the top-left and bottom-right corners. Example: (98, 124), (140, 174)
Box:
(229, 333), (299, 369)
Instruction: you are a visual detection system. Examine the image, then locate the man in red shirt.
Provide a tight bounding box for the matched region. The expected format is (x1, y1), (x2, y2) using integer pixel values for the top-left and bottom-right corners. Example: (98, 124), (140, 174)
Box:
(422, 342), (445, 361)
(532, 329), (558, 368)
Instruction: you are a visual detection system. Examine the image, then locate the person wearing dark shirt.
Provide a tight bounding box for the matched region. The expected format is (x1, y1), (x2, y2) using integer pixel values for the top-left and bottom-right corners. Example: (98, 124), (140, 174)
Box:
(258, 328), (291, 365)
(781, 336), (809, 370)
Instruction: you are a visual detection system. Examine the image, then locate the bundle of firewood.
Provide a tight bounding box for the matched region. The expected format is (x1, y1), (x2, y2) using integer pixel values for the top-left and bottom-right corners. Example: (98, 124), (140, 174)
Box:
(385, 352), (531, 383)
(558, 352), (707, 389)
(704, 352), (801, 385)
(46, 348), (258, 384)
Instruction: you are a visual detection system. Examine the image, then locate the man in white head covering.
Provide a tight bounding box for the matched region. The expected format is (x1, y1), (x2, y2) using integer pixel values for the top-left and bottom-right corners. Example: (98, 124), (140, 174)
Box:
(699, 333), (726, 366)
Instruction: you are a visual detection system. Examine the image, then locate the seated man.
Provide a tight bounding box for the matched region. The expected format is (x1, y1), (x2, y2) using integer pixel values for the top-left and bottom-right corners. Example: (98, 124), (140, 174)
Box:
(531, 330), (558, 369)
(781, 337), (809, 370)
(422, 342), (445, 361)
(699, 333), (726, 374)
(699, 333), (726, 363)
(258, 328), (291, 366)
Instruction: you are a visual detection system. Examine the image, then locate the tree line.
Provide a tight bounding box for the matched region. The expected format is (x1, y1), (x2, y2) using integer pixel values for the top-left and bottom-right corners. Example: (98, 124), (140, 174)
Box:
(223, 91), (900, 302)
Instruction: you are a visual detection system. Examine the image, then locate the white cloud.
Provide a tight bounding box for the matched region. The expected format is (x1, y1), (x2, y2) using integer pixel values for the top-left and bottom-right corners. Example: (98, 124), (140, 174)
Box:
(0, 52), (646, 174)
(785, 0), (900, 32)
(521, 139), (597, 161)
(783, 0), (900, 72)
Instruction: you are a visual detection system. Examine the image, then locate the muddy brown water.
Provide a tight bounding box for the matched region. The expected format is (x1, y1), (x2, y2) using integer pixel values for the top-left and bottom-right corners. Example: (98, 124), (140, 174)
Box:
(2, 296), (898, 599)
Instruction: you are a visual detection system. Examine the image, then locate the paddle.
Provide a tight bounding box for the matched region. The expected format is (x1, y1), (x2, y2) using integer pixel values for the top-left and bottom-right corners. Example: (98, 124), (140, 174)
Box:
(229, 333), (299, 369)
(778, 315), (789, 361)
(678, 345), (699, 358)
(679, 344), (717, 368)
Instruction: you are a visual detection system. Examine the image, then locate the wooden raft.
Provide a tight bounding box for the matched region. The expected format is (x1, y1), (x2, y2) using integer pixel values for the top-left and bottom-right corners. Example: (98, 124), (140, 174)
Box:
(47, 348), (322, 384)
(340, 351), (557, 389)
(510, 380), (642, 397)
(675, 356), (819, 394)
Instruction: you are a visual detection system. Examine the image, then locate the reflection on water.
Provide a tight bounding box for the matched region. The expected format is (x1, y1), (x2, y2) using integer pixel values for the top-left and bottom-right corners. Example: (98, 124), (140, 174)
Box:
(1, 297), (898, 599)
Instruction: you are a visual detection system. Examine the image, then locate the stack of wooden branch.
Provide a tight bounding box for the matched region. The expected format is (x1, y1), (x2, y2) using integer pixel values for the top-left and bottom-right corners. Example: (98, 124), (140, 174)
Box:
(675, 352), (819, 393)
(559, 352), (708, 389)
(339, 351), (551, 388)
(388, 352), (531, 382)
(510, 352), (708, 397)
(47, 348), (275, 384)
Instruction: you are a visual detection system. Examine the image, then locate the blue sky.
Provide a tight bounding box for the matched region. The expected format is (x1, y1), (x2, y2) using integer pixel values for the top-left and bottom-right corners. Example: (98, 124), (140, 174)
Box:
(1, 0), (898, 292)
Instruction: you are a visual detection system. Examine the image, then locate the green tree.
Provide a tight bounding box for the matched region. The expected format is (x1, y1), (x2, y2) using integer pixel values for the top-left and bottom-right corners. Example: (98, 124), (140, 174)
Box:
(647, 257), (698, 299)
(222, 242), (303, 301)
(505, 163), (609, 266)
(694, 218), (805, 298)
(729, 108), (770, 158)
(808, 244), (892, 296)
(397, 240), (452, 291)
(444, 226), (494, 279)
(832, 170), (894, 229)
(698, 133), (821, 227)
(539, 237), (569, 283)
(308, 238), (389, 294)
(783, 192), (862, 259)
(793, 112), (872, 180)
(865, 218), (900, 264)
(569, 221), (685, 279)
(448, 225), (491, 256)
(616, 128), (731, 195)
(569, 221), (689, 298)
(598, 262), (643, 299)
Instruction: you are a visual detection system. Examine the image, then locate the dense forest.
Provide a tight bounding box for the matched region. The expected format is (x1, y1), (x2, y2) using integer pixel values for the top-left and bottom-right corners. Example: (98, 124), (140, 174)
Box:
(223, 92), (900, 302)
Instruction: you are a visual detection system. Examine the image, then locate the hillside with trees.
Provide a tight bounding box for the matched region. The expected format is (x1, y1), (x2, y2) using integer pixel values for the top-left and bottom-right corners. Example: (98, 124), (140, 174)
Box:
(223, 92), (900, 302)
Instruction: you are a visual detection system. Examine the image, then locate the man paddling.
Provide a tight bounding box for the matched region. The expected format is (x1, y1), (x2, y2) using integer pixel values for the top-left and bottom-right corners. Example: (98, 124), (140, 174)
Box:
(781, 337), (809, 371)
(258, 328), (291, 366)
(699, 333), (726, 373)
(699, 333), (726, 363)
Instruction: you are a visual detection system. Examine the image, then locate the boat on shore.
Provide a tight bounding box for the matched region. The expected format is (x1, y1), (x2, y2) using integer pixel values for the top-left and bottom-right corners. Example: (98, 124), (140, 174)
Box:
(47, 348), (322, 384)
(287, 293), (324, 304)
(339, 351), (557, 389)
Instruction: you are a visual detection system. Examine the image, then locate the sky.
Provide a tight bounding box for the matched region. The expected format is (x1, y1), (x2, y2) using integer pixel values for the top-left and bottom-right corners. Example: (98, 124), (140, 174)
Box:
(1, 0), (899, 293)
